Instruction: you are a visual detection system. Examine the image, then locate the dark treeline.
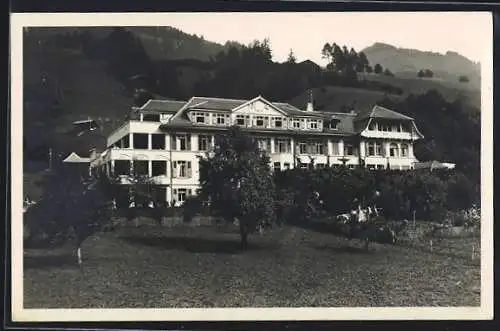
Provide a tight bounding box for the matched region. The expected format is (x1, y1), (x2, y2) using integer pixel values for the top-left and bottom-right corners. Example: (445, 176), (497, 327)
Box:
(39, 28), (404, 102)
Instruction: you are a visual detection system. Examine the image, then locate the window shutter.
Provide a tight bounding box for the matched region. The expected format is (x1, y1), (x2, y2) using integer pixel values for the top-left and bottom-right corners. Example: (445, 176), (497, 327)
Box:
(187, 162), (192, 177)
(173, 161), (177, 177)
(187, 134), (191, 150)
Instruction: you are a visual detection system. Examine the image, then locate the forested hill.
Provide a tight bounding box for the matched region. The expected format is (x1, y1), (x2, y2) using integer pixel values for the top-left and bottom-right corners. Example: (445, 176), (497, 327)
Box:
(362, 42), (481, 85)
(24, 26), (245, 62)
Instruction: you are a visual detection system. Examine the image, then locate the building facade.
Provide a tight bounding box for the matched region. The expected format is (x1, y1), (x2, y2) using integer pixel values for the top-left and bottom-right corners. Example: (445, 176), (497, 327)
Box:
(90, 95), (424, 206)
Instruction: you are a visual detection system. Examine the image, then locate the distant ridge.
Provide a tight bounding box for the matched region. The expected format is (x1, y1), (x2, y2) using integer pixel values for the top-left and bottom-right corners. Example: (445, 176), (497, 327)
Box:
(362, 42), (480, 85)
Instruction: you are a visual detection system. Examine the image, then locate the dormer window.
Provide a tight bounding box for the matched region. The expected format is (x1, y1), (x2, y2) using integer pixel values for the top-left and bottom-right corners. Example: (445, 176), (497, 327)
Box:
(193, 112), (209, 124)
(292, 119), (301, 129)
(274, 117), (283, 128)
(215, 113), (228, 125)
(329, 119), (340, 130)
(308, 119), (319, 130)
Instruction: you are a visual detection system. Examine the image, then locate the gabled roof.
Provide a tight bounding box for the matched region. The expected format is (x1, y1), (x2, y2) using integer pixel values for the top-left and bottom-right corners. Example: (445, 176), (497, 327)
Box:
(62, 152), (90, 163)
(231, 96), (289, 116)
(140, 99), (187, 113)
(357, 105), (414, 121)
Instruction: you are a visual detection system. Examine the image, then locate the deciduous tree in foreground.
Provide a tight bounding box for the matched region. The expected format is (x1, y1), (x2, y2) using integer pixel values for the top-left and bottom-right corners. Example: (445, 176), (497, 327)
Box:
(24, 164), (117, 266)
(198, 126), (276, 248)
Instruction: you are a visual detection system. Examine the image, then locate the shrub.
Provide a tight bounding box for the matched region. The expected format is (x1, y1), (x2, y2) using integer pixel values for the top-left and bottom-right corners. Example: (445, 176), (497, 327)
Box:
(274, 168), (474, 224)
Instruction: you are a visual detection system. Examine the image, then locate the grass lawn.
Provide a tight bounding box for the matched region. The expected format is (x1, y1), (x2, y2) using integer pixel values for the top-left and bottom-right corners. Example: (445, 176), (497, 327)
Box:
(23, 224), (480, 308)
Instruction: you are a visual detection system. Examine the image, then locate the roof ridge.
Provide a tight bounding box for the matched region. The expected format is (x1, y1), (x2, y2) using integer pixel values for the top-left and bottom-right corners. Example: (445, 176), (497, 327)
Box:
(192, 96), (248, 102)
(150, 99), (187, 103)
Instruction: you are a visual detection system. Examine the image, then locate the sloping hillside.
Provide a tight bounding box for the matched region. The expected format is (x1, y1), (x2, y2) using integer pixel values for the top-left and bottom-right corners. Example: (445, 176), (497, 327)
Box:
(288, 86), (404, 113)
(23, 33), (134, 164)
(358, 73), (480, 110)
(362, 42), (481, 85)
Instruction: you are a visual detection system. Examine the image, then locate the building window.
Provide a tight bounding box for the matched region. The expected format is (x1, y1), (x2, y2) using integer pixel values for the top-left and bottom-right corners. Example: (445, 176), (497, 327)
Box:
(292, 119), (301, 129)
(298, 142), (308, 154)
(330, 119), (340, 130)
(198, 135), (211, 151)
(173, 161), (192, 178)
(367, 164), (376, 170)
(367, 142), (383, 156)
(256, 116), (267, 127)
(401, 144), (409, 157)
(275, 139), (291, 153)
(133, 133), (148, 149)
(395, 124), (401, 132)
(176, 134), (191, 151)
(273, 162), (281, 171)
(193, 112), (209, 124)
(152, 161), (167, 177)
(143, 113), (160, 122)
(348, 164), (356, 169)
(308, 119), (319, 129)
(152, 134), (165, 150)
(331, 142), (339, 155)
(312, 142), (325, 155)
(174, 188), (188, 204)
(367, 142), (375, 156)
(316, 164), (325, 169)
(376, 165), (384, 170)
(283, 163), (290, 170)
(344, 144), (354, 156)
(368, 121), (377, 131)
(214, 114), (228, 125)
(122, 135), (130, 148)
(236, 115), (250, 126)
(273, 117), (283, 128)
(389, 143), (399, 157)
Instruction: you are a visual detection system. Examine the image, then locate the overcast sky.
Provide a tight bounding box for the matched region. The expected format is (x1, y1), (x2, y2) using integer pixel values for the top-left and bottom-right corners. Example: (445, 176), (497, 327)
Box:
(157, 12), (489, 65)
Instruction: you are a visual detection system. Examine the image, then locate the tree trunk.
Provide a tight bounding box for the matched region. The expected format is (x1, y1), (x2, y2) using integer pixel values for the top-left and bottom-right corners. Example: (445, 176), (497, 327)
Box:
(239, 221), (248, 249)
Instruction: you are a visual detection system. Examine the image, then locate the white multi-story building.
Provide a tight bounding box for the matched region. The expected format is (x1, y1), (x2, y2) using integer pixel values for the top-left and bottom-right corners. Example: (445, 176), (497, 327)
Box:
(90, 94), (424, 206)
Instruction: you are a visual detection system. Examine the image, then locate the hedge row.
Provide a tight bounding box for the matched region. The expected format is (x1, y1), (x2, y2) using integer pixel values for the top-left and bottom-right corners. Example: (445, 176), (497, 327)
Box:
(274, 168), (479, 222)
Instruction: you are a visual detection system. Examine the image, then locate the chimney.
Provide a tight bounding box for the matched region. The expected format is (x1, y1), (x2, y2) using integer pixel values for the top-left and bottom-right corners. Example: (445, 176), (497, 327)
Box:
(306, 89), (314, 112)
